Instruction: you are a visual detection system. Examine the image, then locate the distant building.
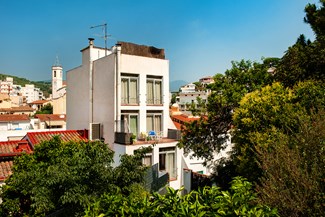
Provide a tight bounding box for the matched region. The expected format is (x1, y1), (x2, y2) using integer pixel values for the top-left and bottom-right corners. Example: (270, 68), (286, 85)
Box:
(21, 84), (44, 103)
(50, 57), (66, 115)
(199, 76), (214, 85)
(176, 82), (211, 111)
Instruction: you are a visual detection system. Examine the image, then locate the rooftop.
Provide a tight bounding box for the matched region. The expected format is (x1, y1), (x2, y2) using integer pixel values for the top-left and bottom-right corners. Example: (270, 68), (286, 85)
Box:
(24, 130), (88, 147)
(0, 114), (30, 122)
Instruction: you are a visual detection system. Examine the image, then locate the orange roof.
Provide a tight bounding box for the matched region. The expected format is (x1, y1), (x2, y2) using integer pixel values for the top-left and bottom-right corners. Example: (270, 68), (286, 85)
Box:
(0, 161), (13, 181)
(29, 100), (48, 105)
(171, 114), (200, 130)
(11, 106), (34, 111)
(24, 130), (88, 147)
(35, 114), (66, 122)
(0, 114), (30, 122)
(0, 140), (33, 157)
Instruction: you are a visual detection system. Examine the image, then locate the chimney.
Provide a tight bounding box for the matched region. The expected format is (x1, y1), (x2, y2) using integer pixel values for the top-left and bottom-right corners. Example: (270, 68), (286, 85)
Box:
(88, 38), (95, 47)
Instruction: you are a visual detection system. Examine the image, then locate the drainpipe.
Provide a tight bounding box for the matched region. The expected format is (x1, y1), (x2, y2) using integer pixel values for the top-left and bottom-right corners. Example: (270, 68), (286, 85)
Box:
(89, 38), (94, 137)
(115, 43), (121, 132)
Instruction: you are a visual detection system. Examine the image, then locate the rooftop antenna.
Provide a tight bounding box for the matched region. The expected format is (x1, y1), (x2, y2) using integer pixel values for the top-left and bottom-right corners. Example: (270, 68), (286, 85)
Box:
(90, 23), (110, 56)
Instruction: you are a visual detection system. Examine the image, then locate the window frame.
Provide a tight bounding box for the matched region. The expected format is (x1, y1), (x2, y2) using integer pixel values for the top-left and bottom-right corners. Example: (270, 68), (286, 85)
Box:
(146, 76), (163, 105)
(146, 111), (163, 133)
(121, 74), (139, 105)
(120, 110), (139, 136)
(159, 147), (177, 179)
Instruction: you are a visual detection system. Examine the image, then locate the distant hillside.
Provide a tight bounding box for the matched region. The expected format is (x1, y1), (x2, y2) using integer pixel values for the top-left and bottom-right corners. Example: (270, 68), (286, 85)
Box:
(170, 80), (188, 92)
(0, 74), (51, 98)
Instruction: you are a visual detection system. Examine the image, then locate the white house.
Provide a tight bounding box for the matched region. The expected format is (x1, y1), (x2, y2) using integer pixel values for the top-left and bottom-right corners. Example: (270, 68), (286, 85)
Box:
(21, 84), (44, 103)
(67, 39), (209, 189)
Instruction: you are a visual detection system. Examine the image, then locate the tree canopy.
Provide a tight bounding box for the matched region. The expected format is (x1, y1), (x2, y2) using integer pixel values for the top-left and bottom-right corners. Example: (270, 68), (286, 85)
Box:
(0, 137), (148, 217)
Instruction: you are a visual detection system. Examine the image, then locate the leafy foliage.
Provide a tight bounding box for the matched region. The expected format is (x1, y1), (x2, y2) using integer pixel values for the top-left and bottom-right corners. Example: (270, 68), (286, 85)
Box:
(35, 103), (53, 115)
(85, 176), (278, 217)
(0, 137), (148, 217)
(256, 110), (325, 216)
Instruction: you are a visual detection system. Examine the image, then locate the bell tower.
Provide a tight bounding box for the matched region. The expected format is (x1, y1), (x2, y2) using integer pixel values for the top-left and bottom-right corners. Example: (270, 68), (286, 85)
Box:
(52, 56), (63, 99)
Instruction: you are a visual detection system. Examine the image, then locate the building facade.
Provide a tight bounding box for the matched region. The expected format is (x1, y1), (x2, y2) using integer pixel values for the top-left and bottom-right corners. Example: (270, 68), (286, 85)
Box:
(67, 39), (208, 189)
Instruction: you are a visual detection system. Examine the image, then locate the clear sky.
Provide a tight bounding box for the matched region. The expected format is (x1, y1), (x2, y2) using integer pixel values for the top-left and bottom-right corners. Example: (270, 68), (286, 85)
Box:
(0, 0), (319, 83)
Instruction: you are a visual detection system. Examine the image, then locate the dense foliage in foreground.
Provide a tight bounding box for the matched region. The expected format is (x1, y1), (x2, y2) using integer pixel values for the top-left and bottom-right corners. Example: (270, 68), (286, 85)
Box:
(85, 177), (278, 217)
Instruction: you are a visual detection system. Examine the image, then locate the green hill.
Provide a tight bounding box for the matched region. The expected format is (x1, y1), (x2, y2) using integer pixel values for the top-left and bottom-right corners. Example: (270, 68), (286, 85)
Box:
(0, 74), (51, 98)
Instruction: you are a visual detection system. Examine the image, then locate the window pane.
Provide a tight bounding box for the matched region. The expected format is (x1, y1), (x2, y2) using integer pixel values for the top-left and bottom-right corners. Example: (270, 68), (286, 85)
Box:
(129, 115), (138, 136)
(155, 81), (162, 104)
(154, 115), (162, 132)
(129, 79), (137, 104)
(121, 78), (128, 104)
(147, 80), (154, 104)
(167, 152), (176, 178)
(146, 115), (153, 132)
(159, 153), (166, 170)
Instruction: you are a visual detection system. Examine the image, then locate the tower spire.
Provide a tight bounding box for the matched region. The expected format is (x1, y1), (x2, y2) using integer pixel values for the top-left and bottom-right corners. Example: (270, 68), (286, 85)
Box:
(54, 55), (61, 67)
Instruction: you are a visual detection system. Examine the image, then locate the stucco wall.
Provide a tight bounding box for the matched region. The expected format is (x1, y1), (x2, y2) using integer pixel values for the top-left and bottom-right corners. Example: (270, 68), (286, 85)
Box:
(66, 65), (90, 130)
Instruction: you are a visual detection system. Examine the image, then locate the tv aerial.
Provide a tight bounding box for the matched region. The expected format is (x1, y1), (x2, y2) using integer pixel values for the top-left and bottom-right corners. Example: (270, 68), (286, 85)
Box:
(90, 23), (111, 56)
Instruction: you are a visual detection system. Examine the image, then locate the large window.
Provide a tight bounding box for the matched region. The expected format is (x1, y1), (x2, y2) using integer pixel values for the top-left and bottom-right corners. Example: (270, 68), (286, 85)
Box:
(147, 77), (162, 105)
(121, 111), (138, 136)
(121, 75), (138, 105)
(159, 147), (176, 179)
(146, 111), (162, 133)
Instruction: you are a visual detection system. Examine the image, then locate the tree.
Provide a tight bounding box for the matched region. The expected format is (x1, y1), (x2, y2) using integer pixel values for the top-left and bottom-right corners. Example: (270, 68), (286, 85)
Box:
(35, 103), (53, 115)
(178, 59), (275, 175)
(85, 176), (278, 217)
(0, 137), (149, 217)
(256, 110), (325, 217)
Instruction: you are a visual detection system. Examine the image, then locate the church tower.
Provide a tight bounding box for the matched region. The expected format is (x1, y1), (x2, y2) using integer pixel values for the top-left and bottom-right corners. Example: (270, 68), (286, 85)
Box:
(52, 56), (63, 99)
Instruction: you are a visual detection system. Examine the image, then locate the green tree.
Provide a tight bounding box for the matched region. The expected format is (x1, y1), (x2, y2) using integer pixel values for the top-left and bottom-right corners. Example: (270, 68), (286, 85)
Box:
(85, 176), (278, 217)
(0, 137), (148, 217)
(256, 110), (325, 216)
(35, 103), (53, 115)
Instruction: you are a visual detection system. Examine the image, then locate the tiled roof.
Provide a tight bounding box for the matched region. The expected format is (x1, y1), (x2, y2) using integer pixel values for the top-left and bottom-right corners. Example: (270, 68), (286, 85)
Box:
(0, 106), (34, 112)
(24, 130), (88, 146)
(0, 161), (13, 181)
(35, 114), (66, 122)
(0, 114), (30, 122)
(171, 115), (200, 130)
(29, 100), (49, 105)
(0, 140), (32, 157)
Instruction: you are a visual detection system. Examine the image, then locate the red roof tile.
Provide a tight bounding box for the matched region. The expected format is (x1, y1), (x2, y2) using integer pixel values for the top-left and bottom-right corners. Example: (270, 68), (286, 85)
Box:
(24, 130), (88, 147)
(0, 114), (30, 122)
(35, 114), (66, 122)
(171, 114), (200, 130)
(0, 161), (13, 181)
(29, 100), (49, 105)
(0, 140), (32, 157)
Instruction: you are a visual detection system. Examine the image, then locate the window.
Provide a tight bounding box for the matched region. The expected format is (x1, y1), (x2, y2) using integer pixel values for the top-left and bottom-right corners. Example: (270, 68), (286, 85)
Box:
(146, 112), (162, 133)
(121, 111), (138, 136)
(121, 75), (138, 105)
(159, 147), (176, 179)
(147, 77), (162, 105)
(54, 71), (56, 77)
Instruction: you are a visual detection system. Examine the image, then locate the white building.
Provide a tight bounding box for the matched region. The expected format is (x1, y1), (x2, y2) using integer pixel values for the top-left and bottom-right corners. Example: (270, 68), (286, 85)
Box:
(0, 77), (14, 95)
(176, 83), (211, 111)
(67, 39), (209, 189)
(21, 84), (44, 103)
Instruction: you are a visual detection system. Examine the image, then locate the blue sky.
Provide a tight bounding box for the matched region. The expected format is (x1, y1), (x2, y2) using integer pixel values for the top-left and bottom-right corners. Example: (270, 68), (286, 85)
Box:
(0, 0), (319, 83)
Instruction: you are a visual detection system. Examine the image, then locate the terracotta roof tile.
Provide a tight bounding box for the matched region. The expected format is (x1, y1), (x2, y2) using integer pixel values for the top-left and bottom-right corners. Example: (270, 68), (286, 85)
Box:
(24, 130), (88, 147)
(29, 100), (49, 105)
(35, 114), (66, 122)
(0, 140), (32, 157)
(0, 114), (30, 122)
(0, 161), (13, 181)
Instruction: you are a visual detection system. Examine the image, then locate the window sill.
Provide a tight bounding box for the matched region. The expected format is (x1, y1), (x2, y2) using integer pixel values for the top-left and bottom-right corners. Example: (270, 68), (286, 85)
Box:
(146, 104), (164, 106)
